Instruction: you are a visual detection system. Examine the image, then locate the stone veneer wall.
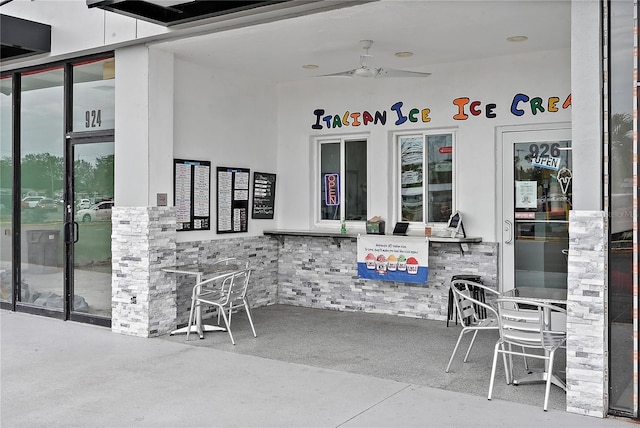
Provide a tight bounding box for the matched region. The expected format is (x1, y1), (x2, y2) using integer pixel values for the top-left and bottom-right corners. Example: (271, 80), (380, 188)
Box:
(273, 235), (498, 320)
(173, 236), (279, 328)
(112, 207), (177, 337)
(566, 211), (608, 417)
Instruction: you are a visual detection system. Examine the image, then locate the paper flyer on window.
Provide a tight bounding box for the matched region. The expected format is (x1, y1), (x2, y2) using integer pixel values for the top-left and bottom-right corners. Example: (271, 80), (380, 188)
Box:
(357, 235), (428, 284)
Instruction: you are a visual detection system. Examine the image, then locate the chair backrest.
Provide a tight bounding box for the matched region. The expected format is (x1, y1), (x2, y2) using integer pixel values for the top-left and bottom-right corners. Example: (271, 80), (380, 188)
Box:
(196, 268), (251, 306)
(200, 258), (250, 282)
(228, 268), (252, 303)
(494, 297), (566, 351)
(450, 280), (499, 327)
(211, 257), (250, 269)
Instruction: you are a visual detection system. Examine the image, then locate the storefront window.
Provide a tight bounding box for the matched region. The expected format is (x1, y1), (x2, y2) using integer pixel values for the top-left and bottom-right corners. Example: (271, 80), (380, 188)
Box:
(607, 0), (635, 416)
(0, 76), (12, 303)
(72, 57), (115, 132)
(319, 137), (368, 222)
(398, 132), (454, 223)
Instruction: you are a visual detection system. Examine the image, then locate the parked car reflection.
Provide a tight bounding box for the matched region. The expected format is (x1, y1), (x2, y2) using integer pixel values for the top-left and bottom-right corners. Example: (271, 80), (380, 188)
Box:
(35, 198), (59, 211)
(75, 200), (113, 222)
(76, 198), (92, 210)
(21, 195), (45, 208)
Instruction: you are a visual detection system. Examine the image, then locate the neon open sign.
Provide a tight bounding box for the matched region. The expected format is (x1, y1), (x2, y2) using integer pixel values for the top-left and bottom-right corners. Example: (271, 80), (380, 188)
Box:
(324, 173), (340, 206)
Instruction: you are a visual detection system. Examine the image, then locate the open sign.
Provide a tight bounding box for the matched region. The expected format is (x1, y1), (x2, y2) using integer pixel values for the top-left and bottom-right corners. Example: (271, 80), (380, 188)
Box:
(438, 146), (453, 154)
(324, 173), (340, 206)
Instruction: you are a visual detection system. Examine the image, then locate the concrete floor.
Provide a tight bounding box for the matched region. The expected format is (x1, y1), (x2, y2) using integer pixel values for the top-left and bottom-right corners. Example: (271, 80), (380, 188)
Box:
(1, 305), (635, 428)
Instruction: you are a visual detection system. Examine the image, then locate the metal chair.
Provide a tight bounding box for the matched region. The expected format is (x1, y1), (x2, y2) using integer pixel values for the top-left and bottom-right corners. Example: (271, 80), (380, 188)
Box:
(446, 275), (483, 326)
(445, 280), (500, 372)
(207, 257), (251, 327)
(488, 297), (567, 411)
(186, 268), (256, 344)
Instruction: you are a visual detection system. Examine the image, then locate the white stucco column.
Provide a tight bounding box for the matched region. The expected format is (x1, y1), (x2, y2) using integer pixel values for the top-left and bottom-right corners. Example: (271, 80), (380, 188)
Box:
(568, 0), (608, 417)
(114, 45), (174, 206)
(571, 0), (603, 211)
(112, 46), (177, 336)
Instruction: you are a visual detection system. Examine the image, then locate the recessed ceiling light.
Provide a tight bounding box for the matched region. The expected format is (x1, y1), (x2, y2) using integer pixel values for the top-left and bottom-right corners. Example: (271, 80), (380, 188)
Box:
(507, 35), (528, 42)
(302, 64), (319, 69)
(395, 51), (413, 58)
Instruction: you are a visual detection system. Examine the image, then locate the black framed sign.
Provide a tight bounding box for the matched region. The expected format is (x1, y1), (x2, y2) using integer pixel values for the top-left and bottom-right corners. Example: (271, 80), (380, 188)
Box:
(217, 166), (250, 233)
(251, 172), (276, 219)
(174, 159), (211, 232)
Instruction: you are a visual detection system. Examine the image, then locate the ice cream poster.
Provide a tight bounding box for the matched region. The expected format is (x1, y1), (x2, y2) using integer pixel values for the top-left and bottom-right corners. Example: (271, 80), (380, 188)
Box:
(357, 235), (429, 284)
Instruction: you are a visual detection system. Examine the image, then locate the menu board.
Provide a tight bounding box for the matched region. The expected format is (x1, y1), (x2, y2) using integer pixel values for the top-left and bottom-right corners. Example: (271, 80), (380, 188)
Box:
(217, 166), (250, 234)
(174, 159), (211, 232)
(251, 172), (276, 219)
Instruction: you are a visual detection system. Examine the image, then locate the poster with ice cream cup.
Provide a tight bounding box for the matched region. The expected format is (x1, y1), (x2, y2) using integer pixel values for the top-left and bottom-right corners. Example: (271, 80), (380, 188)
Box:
(357, 235), (429, 284)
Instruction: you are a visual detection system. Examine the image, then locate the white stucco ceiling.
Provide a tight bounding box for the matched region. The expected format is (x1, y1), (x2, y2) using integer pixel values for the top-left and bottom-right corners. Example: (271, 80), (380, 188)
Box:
(151, 0), (571, 83)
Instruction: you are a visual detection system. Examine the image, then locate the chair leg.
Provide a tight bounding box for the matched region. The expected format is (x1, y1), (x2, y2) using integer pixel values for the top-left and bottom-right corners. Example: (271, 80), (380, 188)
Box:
(186, 298), (197, 341)
(543, 350), (555, 411)
(218, 305), (235, 345)
(503, 343), (513, 384)
(446, 329), (467, 373)
(227, 303), (233, 328)
(463, 330), (479, 362)
(244, 298), (257, 337)
(488, 341), (501, 400)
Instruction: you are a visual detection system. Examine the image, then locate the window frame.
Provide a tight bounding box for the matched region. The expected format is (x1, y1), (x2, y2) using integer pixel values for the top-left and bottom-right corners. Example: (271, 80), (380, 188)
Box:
(394, 129), (457, 227)
(314, 134), (370, 228)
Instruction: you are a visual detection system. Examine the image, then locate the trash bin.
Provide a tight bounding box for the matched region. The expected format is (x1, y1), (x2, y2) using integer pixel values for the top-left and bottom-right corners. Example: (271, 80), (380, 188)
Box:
(26, 230), (61, 268)
(447, 274), (483, 327)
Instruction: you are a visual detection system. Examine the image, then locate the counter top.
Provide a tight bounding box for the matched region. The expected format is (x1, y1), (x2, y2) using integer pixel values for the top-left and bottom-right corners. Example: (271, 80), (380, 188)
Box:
(263, 229), (359, 239)
(427, 236), (482, 243)
(263, 229), (482, 254)
(263, 229), (358, 247)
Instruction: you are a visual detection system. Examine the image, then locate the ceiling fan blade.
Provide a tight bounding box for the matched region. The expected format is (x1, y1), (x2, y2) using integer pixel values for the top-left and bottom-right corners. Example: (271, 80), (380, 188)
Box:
(375, 68), (432, 78)
(316, 69), (357, 77)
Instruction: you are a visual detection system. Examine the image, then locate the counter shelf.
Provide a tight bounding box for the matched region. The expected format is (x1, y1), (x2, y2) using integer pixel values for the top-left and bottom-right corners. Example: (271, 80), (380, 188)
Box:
(263, 229), (358, 248)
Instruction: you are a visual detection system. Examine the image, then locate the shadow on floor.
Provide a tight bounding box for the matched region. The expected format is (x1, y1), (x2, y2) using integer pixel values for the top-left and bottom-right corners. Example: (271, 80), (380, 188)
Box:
(160, 304), (567, 411)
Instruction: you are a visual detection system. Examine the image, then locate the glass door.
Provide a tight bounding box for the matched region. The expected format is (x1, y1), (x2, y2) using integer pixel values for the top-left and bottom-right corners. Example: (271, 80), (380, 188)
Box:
(501, 128), (572, 292)
(18, 67), (65, 314)
(68, 141), (114, 323)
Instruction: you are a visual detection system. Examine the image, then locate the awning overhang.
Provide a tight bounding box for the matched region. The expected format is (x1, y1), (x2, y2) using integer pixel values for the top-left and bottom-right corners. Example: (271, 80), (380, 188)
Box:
(86, 0), (293, 27)
(0, 14), (51, 61)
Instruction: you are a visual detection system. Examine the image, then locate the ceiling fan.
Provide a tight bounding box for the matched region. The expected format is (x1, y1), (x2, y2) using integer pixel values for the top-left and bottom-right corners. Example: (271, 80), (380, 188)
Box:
(319, 40), (431, 78)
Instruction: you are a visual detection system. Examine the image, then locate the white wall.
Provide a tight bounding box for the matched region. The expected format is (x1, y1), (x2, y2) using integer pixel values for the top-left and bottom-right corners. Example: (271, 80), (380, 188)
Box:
(276, 50), (572, 242)
(172, 57), (279, 242)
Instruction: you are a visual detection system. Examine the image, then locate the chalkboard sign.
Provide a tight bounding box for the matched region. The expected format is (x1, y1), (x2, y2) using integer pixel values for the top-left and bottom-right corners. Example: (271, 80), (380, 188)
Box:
(174, 159), (211, 232)
(252, 172), (276, 219)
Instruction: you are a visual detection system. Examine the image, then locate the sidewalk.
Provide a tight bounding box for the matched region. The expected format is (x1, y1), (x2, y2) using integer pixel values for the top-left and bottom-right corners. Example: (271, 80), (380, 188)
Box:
(0, 309), (634, 428)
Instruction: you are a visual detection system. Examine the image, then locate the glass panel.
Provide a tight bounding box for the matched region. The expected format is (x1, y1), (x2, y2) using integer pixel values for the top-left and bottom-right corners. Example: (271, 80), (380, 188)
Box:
(73, 142), (114, 317)
(513, 140), (572, 289)
(20, 68), (64, 310)
(427, 134), (453, 223)
(1, 76), (12, 302)
(320, 142), (340, 220)
(608, 0), (634, 414)
(344, 139), (367, 221)
(72, 57), (115, 132)
(400, 136), (423, 222)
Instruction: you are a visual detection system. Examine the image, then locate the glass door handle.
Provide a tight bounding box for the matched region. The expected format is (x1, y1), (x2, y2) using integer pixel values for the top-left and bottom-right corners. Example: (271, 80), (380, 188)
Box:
(504, 220), (513, 244)
(65, 221), (79, 244)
